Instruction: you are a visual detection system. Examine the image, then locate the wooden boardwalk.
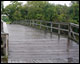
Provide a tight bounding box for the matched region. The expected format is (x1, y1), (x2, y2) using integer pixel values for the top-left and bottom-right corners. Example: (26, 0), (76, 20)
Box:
(7, 24), (79, 63)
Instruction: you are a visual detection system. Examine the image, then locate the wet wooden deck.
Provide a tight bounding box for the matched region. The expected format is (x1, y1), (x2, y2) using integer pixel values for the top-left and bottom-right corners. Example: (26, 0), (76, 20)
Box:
(7, 24), (79, 63)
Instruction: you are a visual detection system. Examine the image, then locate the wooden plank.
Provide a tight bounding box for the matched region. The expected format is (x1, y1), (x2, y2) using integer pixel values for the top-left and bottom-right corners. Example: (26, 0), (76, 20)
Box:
(7, 24), (79, 63)
(12, 20), (79, 43)
(60, 28), (69, 32)
(71, 31), (79, 36)
(1, 21), (9, 63)
(70, 23), (79, 28)
(3, 22), (9, 33)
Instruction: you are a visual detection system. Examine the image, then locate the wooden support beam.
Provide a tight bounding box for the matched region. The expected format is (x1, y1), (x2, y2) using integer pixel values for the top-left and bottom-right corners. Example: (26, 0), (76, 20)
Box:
(58, 23), (60, 42)
(50, 22), (53, 38)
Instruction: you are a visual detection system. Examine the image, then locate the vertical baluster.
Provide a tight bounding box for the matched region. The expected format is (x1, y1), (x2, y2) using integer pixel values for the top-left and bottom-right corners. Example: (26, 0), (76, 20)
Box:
(67, 23), (71, 52)
(50, 22), (53, 38)
(67, 23), (72, 63)
(44, 21), (47, 38)
(58, 23), (60, 42)
(40, 21), (41, 29)
(29, 20), (31, 26)
(33, 20), (34, 27)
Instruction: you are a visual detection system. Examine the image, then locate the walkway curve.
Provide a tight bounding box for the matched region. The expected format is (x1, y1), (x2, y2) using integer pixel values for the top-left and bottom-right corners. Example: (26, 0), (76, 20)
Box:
(7, 24), (79, 63)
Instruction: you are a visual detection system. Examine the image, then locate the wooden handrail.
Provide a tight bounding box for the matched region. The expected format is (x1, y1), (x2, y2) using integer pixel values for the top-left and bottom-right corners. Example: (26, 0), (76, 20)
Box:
(12, 20), (79, 43)
(1, 21), (9, 34)
(1, 20), (9, 63)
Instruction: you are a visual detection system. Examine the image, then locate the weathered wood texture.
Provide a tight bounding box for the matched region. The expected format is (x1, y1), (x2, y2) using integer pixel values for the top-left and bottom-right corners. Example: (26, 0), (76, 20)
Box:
(1, 21), (9, 63)
(7, 24), (79, 63)
(12, 20), (79, 43)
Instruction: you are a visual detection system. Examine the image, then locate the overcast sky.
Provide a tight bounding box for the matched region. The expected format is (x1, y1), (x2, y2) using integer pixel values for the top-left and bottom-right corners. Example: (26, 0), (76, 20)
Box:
(3, 1), (71, 8)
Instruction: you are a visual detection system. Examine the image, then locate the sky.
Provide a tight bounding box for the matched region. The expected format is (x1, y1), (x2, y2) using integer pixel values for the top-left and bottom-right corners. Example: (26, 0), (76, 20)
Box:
(3, 1), (71, 8)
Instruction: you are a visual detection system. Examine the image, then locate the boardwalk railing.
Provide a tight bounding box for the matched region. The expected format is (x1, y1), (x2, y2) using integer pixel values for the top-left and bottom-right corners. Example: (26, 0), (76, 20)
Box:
(12, 20), (79, 43)
(1, 20), (9, 63)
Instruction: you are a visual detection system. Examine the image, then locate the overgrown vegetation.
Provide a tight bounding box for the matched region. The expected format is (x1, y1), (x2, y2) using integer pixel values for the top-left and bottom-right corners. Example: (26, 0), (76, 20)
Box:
(1, 1), (79, 24)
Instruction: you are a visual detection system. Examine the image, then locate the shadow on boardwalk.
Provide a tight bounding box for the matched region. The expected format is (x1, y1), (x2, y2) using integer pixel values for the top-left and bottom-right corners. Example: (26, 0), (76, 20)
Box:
(7, 24), (79, 63)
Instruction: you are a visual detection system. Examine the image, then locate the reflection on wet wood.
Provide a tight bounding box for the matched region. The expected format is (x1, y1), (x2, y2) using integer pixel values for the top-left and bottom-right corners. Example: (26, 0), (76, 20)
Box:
(7, 24), (79, 63)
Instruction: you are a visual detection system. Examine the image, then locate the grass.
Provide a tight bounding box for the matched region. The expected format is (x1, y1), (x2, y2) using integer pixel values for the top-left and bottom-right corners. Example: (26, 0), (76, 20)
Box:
(1, 56), (8, 63)
(6, 21), (11, 24)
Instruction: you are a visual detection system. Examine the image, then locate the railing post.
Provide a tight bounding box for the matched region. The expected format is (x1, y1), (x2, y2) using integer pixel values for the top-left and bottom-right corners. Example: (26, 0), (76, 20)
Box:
(50, 22), (53, 38)
(27, 20), (28, 25)
(31, 20), (32, 26)
(33, 20), (34, 27)
(35, 20), (37, 28)
(58, 23), (60, 42)
(34, 21), (36, 27)
(30, 20), (31, 26)
(67, 23), (73, 63)
(1, 21), (3, 32)
(67, 23), (71, 52)
(1, 21), (9, 63)
(44, 21), (47, 38)
(40, 21), (41, 29)
(28, 20), (29, 25)
(26, 20), (27, 25)
(46, 22), (48, 30)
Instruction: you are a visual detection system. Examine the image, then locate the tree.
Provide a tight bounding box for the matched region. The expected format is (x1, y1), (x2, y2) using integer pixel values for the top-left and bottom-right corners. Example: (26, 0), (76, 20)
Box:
(4, 1), (22, 22)
(1, 1), (4, 14)
(3, 1), (79, 24)
(69, 1), (79, 24)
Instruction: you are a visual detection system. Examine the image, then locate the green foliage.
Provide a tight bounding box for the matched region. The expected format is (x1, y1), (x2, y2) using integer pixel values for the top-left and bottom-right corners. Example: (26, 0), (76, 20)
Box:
(2, 16), (10, 22)
(69, 19), (78, 24)
(68, 1), (79, 24)
(1, 1), (5, 14)
(3, 1), (79, 24)
(4, 1), (22, 22)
